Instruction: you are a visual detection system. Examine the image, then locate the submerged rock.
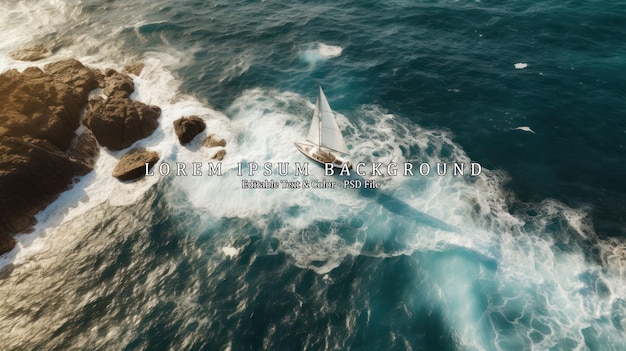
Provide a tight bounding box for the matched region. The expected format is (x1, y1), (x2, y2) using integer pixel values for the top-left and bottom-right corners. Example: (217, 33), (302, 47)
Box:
(112, 148), (159, 181)
(212, 149), (226, 161)
(204, 134), (227, 148)
(174, 116), (206, 145)
(123, 62), (145, 76)
(9, 43), (50, 62)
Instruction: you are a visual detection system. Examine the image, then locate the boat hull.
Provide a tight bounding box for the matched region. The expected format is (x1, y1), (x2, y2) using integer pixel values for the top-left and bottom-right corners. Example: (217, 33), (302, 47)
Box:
(294, 142), (352, 169)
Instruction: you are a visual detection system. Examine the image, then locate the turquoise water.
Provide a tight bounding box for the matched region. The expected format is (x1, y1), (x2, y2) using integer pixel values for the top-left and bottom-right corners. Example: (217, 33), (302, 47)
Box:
(1, 0), (625, 349)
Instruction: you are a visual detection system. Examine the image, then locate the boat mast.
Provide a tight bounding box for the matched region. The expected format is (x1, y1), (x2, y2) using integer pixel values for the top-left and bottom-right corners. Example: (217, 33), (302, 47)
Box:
(318, 87), (323, 151)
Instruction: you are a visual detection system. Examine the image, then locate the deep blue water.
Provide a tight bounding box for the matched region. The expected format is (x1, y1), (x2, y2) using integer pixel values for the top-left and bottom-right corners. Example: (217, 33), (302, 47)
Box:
(125, 0), (626, 237)
(1, 0), (626, 350)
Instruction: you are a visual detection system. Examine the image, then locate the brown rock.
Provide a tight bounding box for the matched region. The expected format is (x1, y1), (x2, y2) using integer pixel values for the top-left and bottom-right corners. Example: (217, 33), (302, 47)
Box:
(103, 69), (134, 97)
(0, 59), (98, 150)
(0, 59), (99, 254)
(123, 62), (145, 76)
(9, 43), (50, 62)
(204, 134), (227, 148)
(0, 137), (93, 238)
(112, 148), (159, 181)
(0, 230), (17, 254)
(84, 90), (161, 150)
(174, 116), (206, 145)
(212, 149), (226, 161)
(44, 59), (99, 98)
(66, 129), (100, 169)
(93, 68), (106, 88)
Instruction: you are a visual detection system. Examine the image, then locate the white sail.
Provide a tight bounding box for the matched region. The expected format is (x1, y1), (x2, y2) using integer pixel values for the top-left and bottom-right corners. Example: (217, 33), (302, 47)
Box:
(305, 86), (350, 155)
(306, 96), (321, 145)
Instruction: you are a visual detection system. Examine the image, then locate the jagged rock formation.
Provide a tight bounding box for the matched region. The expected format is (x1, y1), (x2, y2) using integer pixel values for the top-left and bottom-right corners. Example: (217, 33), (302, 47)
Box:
(83, 68), (160, 150)
(103, 68), (134, 97)
(0, 59), (99, 253)
(174, 116), (206, 145)
(112, 148), (159, 181)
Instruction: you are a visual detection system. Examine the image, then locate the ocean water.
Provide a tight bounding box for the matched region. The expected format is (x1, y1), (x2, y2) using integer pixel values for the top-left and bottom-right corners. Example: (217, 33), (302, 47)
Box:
(1, 0), (626, 350)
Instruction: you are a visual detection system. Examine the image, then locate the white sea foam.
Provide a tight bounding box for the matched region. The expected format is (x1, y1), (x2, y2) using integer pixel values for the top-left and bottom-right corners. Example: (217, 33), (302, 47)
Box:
(219, 54), (251, 83)
(213, 96), (625, 348)
(0, 0), (82, 53)
(0, 0), (227, 266)
(316, 43), (343, 58)
(300, 42), (343, 63)
(222, 246), (240, 258)
(1, 1), (625, 348)
(2, 44), (624, 351)
(0, 51), (195, 268)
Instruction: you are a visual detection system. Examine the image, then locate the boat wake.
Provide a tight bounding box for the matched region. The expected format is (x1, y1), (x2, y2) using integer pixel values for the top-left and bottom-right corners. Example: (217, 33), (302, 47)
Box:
(1, 0), (626, 348)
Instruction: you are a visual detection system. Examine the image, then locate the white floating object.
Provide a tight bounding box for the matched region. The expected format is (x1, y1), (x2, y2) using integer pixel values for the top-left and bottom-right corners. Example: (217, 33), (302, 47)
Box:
(514, 126), (535, 134)
(300, 42), (343, 63)
(222, 246), (240, 258)
(514, 63), (528, 69)
(316, 43), (343, 59)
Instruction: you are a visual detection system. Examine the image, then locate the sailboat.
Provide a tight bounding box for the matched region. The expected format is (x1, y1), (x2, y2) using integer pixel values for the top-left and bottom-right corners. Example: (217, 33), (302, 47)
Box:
(295, 86), (352, 169)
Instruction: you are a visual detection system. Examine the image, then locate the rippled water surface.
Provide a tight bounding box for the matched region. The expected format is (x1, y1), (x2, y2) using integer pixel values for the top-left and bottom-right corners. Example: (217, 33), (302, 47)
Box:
(1, 0), (625, 349)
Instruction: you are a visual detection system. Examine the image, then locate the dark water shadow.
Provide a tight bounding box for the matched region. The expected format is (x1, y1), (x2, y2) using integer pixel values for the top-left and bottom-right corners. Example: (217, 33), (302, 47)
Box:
(338, 171), (459, 233)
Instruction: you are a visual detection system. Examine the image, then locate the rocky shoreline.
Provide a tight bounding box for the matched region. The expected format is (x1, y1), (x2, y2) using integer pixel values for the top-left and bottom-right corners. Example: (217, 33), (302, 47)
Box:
(0, 58), (226, 255)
